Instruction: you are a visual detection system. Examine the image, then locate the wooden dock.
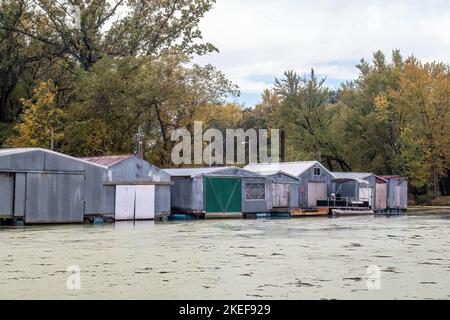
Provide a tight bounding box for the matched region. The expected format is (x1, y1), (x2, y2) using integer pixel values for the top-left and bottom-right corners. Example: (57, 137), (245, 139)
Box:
(291, 208), (329, 217)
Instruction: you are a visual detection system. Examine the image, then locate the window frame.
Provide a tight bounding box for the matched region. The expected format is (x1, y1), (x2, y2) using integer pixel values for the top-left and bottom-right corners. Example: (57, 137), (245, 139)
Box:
(245, 182), (267, 201)
(313, 167), (321, 176)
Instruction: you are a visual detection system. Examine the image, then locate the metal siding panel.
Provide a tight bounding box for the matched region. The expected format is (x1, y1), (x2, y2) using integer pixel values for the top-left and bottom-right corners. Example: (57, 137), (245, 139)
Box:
(155, 185), (171, 214)
(14, 173), (26, 217)
(25, 173), (84, 223)
(83, 165), (110, 215)
(43, 152), (84, 172)
(0, 151), (44, 171)
(110, 157), (171, 182)
(289, 184), (299, 208)
(0, 173), (14, 216)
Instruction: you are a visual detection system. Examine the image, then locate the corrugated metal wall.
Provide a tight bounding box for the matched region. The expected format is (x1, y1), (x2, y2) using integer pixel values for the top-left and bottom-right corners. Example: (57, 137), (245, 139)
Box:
(25, 173), (84, 223)
(0, 173), (14, 216)
(14, 173), (26, 217)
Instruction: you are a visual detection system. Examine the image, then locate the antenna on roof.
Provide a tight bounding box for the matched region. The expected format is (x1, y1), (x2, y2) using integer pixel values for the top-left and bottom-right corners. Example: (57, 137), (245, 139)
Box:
(135, 126), (144, 159)
(50, 128), (54, 151)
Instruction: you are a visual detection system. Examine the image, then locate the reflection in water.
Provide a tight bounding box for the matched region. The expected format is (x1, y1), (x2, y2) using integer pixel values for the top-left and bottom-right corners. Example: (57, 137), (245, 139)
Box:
(1, 213), (449, 299)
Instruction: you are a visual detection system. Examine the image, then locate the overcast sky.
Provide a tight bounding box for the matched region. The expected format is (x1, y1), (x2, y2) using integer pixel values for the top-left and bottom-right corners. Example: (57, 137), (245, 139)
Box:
(193, 0), (450, 106)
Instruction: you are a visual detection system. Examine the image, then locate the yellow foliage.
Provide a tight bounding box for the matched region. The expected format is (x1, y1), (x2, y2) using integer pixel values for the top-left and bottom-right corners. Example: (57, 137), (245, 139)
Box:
(8, 81), (65, 148)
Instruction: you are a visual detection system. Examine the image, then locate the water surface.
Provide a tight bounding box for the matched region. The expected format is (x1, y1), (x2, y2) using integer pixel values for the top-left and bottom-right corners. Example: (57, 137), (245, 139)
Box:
(1, 213), (449, 299)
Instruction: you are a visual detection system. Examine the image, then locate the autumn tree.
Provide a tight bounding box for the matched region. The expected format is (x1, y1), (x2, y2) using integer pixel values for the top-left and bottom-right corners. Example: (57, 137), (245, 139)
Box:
(8, 80), (65, 148)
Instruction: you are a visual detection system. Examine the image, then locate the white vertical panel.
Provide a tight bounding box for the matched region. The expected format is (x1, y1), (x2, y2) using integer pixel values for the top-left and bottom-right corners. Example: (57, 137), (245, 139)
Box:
(394, 186), (401, 208)
(115, 185), (136, 220)
(273, 183), (289, 207)
(135, 185), (155, 220)
(307, 182), (326, 207)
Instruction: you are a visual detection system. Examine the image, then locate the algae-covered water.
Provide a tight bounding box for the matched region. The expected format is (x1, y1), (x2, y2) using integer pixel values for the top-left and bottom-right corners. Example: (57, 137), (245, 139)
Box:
(1, 212), (449, 299)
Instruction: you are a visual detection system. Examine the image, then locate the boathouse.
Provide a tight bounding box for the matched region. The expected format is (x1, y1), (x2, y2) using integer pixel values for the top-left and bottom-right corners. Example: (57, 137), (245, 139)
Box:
(163, 167), (272, 218)
(82, 155), (172, 220)
(0, 148), (104, 224)
(244, 170), (300, 212)
(330, 172), (389, 210)
(380, 176), (408, 212)
(244, 161), (333, 208)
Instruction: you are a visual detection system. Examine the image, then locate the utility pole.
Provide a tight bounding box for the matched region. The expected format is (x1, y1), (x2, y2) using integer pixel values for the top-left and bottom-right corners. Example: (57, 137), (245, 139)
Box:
(50, 128), (54, 151)
(136, 127), (144, 159)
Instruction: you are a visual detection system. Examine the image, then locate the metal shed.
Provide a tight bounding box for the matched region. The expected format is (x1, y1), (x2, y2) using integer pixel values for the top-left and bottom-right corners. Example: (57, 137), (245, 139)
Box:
(244, 161), (334, 208)
(380, 176), (408, 212)
(82, 155), (172, 221)
(0, 148), (104, 224)
(163, 167), (272, 218)
(245, 170), (300, 212)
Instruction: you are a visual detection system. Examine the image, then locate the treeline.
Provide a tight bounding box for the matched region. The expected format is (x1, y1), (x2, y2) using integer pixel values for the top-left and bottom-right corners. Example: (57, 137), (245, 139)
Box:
(248, 51), (450, 201)
(1, 1), (449, 201)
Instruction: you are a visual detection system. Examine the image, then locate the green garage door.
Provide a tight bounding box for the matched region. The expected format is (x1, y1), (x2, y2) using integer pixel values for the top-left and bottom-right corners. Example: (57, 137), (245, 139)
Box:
(204, 177), (242, 213)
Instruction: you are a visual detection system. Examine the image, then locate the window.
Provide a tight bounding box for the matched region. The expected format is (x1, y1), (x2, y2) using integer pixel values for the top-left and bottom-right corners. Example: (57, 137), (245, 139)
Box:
(313, 167), (321, 176)
(245, 183), (266, 200)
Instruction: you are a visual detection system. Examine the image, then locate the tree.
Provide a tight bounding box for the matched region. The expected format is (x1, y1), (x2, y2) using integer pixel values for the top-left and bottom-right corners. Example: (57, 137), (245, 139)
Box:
(7, 80), (65, 148)
(380, 58), (450, 198)
(59, 55), (238, 165)
(2, 0), (217, 71)
(271, 69), (351, 170)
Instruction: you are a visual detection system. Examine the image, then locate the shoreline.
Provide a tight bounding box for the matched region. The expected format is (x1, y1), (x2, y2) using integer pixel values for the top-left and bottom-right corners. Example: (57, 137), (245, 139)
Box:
(407, 206), (450, 214)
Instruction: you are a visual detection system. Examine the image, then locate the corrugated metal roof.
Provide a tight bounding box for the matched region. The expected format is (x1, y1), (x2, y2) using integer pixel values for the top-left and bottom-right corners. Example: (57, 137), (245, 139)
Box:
(82, 155), (133, 167)
(0, 148), (107, 169)
(249, 170), (300, 181)
(331, 172), (373, 185)
(331, 172), (373, 180)
(163, 166), (265, 178)
(244, 161), (330, 177)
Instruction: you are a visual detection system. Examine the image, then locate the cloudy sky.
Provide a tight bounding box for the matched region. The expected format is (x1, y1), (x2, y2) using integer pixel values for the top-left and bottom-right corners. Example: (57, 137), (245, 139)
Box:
(193, 0), (450, 106)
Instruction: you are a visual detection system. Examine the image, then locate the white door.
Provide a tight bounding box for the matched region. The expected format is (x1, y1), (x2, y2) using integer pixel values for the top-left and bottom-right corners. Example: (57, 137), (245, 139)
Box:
(358, 186), (373, 207)
(307, 182), (326, 207)
(272, 183), (289, 207)
(135, 185), (155, 220)
(115, 185), (136, 220)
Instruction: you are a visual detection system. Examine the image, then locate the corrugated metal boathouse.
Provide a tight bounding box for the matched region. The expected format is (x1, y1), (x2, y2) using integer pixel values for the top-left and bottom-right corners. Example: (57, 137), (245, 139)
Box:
(0, 148), (171, 224)
(82, 155), (171, 220)
(163, 167), (272, 218)
(0, 148), (101, 224)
